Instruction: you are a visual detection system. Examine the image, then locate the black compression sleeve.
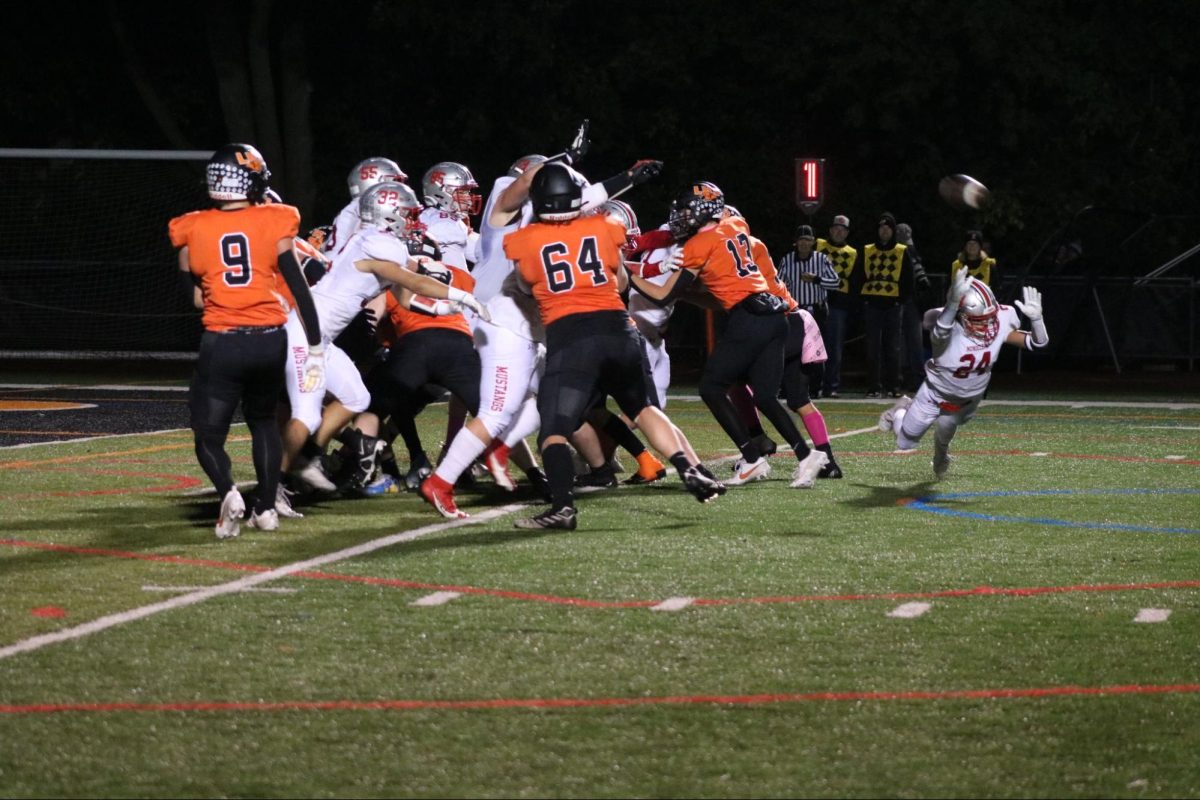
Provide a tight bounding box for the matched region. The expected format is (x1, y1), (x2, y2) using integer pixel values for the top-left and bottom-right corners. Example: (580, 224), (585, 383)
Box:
(278, 249), (322, 346)
(601, 171), (634, 198)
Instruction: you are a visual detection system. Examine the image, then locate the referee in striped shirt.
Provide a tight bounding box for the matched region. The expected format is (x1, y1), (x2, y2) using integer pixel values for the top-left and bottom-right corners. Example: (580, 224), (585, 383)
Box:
(777, 225), (840, 324)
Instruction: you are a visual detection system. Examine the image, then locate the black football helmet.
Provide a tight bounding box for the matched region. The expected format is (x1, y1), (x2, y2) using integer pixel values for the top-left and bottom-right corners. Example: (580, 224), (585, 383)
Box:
(668, 182), (725, 240)
(207, 143), (271, 203)
(529, 163), (584, 221)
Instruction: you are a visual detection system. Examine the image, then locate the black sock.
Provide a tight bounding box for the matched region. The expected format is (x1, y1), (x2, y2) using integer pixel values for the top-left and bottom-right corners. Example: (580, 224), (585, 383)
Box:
(817, 443), (834, 459)
(747, 420), (765, 438)
(738, 440), (763, 462)
(668, 451), (691, 479)
(791, 438), (812, 459)
(300, 437), (324, 461)
(601, 414), (646, 457)
(541, 443), (576, 510)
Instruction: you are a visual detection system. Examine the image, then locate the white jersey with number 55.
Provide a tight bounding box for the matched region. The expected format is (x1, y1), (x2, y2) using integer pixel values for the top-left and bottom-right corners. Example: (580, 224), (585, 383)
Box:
(924, 305), (1020, 399)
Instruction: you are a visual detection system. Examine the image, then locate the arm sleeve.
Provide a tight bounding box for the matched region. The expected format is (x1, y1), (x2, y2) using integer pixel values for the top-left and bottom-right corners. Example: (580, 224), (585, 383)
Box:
(278, 249), (322, 347)
(818, 253), (840, 291)
(639, 268), (698, 308)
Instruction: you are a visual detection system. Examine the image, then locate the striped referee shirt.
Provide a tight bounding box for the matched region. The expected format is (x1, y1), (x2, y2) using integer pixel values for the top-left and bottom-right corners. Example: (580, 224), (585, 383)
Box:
(777, 248), (840, 307)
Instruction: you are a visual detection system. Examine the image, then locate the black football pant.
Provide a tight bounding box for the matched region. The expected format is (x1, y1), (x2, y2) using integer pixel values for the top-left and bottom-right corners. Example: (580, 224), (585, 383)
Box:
(189, 328), (287, 514)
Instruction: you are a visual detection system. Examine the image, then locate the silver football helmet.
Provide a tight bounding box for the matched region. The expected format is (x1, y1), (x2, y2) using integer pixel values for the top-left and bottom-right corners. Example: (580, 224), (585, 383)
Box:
(597, 199), (640, 236)
(422, 162), (481, 217)
(507, 154), (548, 178)
(359, 181), (425, 248)
(347, 157), (407, 199)
(958, 277), (1000, 344)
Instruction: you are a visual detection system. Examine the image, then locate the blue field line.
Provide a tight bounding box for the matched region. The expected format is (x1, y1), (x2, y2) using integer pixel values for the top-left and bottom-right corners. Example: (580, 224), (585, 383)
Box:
(907, 488), (1200, 534)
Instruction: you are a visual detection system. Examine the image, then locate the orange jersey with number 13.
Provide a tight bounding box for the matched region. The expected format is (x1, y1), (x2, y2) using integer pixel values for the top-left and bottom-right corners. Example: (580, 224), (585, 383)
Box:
(168, 203), (301, 331)
(505, 214), (628, 326)
(680, 216), (773, 311)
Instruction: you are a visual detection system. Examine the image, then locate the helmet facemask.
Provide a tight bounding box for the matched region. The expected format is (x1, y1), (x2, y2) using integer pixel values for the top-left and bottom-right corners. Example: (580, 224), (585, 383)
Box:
(958, 279), (1000, 344)
(668, 182), (724, 241)
(422, 162), (480, 218)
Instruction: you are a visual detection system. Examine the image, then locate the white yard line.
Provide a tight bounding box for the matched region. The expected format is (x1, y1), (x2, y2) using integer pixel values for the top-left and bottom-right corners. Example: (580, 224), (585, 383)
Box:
(888, 602), (932, 619)
(142, 584), (298, 595)
(0, 503), (528, 662)
(650, 597), (695, 612)
(665, 395), (1200, 410)
(410, 591), (463, 607)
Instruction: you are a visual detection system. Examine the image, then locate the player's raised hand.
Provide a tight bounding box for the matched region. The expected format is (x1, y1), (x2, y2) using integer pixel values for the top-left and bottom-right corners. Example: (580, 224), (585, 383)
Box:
(301, 344), (326, 393)
(1014, 286), (1043, 321)
(628, 160), (663, 186)
(947, 266), (971, 305)
(565, 119), (590, 165)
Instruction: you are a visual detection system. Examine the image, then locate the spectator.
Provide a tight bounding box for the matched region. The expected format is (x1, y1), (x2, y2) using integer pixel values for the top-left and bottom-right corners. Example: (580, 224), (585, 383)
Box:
(815, 214), (859, 398)
(776, 224), (839, 395)
(855, 212), (915, 398)
(895, 222), (932, 393)
(952, 230), (998, 287)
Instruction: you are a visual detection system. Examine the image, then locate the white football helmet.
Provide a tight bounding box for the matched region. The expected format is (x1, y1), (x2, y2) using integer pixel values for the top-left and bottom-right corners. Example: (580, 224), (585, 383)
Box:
(359, 181), (425, 249)
(422, 162), (481, 217)
(958, 277), (1000, 344)
(597, 199), (640, 236)
(347, 157), (407, 199)
(507, 154), (548, 178)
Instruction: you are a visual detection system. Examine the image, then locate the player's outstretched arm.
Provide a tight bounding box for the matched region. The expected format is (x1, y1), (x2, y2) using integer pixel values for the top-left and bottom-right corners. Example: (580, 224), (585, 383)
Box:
(360, 258), (491, 322)
(1012, 286), (1049, 349)
(934, 266), (971, 338)
(277, 239), (326, 392)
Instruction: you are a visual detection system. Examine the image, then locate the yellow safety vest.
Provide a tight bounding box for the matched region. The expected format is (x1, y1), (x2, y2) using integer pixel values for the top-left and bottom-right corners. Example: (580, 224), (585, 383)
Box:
(952, 256), (995, 286)
(816, 239), (858, 295)
(861, 242), (907, 299)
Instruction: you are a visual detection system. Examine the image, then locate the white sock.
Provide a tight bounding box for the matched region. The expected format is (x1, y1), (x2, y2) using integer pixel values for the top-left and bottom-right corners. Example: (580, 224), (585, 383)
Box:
(434, 428), (490, 484)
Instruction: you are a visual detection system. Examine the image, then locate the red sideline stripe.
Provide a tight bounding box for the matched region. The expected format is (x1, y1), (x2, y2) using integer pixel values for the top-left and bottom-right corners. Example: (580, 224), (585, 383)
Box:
(4, 683), (1200, 715)
(5, 538), (1200, 609)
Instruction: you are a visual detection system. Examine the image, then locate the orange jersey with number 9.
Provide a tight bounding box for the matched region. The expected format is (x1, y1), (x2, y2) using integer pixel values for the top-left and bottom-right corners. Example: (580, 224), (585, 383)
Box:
(505, 214), (628, 326)
(680, 216), (772, 310)
(169, 203), (301, 331)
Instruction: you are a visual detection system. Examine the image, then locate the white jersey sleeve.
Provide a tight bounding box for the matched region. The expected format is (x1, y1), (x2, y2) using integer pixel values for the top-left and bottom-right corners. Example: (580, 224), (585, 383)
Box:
(328, 199), (360, 255)
(923, 305), (1021, 400)
(310, 228), (404, 339)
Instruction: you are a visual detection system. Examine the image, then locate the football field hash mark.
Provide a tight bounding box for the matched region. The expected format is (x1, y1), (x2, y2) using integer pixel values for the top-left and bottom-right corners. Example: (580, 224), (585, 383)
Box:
(887, 602), (932, 618)
(411, 591), (463, 607)
(651, 597), (695, 612)
(1134, 608), (1171, 623)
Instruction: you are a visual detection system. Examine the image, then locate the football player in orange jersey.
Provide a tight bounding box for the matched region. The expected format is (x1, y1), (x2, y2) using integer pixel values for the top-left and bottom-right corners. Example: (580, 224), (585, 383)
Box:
(503, 164), (726, 530)
(625, 183), (829, 489)
(168, 143), (325, 539)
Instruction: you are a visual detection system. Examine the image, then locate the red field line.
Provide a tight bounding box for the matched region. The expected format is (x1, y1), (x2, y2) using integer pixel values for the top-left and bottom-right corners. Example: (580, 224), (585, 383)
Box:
(5, 538), (1199, 609)
(4, 682), (1200, 715)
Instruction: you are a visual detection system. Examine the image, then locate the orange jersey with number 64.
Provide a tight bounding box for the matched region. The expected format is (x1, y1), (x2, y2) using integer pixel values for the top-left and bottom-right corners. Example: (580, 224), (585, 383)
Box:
(169, 203), (301, 331)
(505, 214), (628, 326)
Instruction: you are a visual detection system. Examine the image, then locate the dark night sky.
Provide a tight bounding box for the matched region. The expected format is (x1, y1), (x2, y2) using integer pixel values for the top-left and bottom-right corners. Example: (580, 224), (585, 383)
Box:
(5, 0), (1200, 279)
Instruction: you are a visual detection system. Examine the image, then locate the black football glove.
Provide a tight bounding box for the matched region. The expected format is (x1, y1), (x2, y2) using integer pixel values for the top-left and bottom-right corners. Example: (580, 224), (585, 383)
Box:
(564, 119), (590, 165)
(628, 159), (663, 186)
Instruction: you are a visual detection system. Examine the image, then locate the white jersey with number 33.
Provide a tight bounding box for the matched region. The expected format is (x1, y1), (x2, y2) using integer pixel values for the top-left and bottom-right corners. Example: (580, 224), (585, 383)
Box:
(924, 305), (1020, 400)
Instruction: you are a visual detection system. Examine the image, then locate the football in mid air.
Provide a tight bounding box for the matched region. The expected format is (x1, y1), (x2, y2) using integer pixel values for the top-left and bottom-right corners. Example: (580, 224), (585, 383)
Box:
(938, 174), (991, 210)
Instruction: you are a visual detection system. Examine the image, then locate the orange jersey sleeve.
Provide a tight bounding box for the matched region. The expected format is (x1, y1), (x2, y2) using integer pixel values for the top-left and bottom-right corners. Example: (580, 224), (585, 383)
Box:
(169, 204), (301, 331)
(389, 265), (476, 338)
(680, 218), (771, 311)
(504, 215), (627, 326)
(750, 236), (797, 311)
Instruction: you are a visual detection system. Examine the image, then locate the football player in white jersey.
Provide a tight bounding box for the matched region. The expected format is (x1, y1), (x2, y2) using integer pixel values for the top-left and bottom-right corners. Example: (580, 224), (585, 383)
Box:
(323, 157), (409, 257)
(878, 267), (1048, 478)
(281, 181), (488, 497)
(418, 127), (666, 518)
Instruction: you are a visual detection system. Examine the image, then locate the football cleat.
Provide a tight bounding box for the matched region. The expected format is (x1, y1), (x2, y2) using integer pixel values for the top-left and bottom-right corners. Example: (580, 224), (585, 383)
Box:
(576, 465), (618, 489)
(215, 489), (245, 540)
(293, 456), (337, 493)
(420, 476), (468, 519)
(524, 467), (552, 502)
(878, 395), (912, 433)
(817, 459), (844, 479)
(362, 474), (399, 495)
(790, 450), (830, 489)
(933, 442), (952, 479)
(484, 445), (517, 492)
(404, 452), (433, 492)
(514, 506), (578, 531)
(247, 508), (279, 532)
(726, 456), (771, 486)
(682, 465), (726, 503)
(626, 451), (667, 485)
(274, 484), (304, 519)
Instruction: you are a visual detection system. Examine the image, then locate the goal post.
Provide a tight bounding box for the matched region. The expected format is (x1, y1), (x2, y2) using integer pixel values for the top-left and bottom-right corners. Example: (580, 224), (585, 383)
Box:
(0, 148), (213, 360)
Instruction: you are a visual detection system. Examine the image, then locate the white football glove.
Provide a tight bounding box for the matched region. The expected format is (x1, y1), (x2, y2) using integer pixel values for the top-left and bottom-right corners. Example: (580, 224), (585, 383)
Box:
(301, 344), (326, 393)
(448, 287), (491, 322)
(661, 245), (684, 272)
(947, 265), (971, 306)
(1013, 286), (1043, 321)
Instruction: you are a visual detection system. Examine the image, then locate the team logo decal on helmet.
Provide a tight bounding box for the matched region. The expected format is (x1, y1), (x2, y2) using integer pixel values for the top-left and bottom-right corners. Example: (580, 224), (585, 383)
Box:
(359, 181), (426, 250)
(348, 157), (407, 199)
(507, 154), (548, 178)
(668, 181), (725, 240)
(958, 278), (1001, 344)
(207, 143), (272, 203)
(422, 161), (481, 217)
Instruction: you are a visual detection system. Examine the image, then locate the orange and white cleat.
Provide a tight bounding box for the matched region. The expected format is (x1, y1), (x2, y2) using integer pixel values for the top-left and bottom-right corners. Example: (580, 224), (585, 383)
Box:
(626, 450), (667, 485)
